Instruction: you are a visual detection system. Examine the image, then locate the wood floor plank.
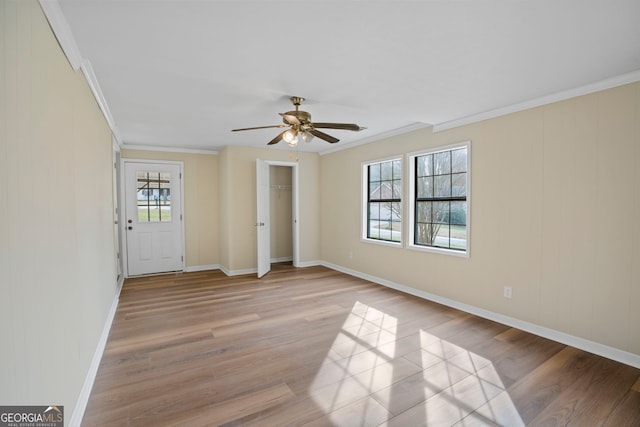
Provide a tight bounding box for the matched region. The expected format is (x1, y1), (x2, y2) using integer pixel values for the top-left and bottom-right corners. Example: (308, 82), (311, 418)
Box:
(163, 383), (295, 427)
(81, 263), (640, 426)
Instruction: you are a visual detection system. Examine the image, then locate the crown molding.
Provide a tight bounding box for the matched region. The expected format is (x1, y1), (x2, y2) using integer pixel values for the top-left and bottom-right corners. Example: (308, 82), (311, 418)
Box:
(122, 144), (219, 155)
(39, 1), (123, 145)
(80, 60), (122, 144)
(39, 0), (82, 70)
(433, 70), (640, 132)
(319, 122), (432, 156)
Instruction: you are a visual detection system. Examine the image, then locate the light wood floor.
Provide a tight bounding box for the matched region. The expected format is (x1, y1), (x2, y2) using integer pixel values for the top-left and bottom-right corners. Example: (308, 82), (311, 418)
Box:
(82, 263), (640, 426)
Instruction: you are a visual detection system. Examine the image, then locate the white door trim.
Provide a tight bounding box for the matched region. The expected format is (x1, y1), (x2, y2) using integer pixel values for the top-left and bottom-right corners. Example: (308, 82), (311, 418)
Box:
(120, 159), (186, 277)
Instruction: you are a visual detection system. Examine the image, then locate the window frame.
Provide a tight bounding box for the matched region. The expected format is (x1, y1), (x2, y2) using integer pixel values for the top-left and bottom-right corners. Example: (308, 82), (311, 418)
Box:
(407, 141), (471, 257)
(361, 156), (403, 247)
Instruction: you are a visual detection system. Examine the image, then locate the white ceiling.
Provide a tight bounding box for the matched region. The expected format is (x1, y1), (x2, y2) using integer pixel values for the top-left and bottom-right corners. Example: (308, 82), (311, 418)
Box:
(56, 0), (640, 153)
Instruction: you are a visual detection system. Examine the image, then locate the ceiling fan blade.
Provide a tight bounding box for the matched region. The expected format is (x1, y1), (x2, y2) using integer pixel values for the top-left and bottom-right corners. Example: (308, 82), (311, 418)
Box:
(231, 124), (288, 132)
(279, 113), (301, 125)
(308, 128), (339, 144)
(267, 130), (288, 145)
(312, 122), (366, 132)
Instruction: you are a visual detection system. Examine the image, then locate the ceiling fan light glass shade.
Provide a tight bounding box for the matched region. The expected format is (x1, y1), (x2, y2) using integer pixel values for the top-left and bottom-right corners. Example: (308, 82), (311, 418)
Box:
(302, 131), (314, 143)
(283, 129), (298, 147)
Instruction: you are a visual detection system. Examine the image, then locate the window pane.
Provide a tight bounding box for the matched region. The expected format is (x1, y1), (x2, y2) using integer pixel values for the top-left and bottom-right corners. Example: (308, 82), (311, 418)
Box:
(381, 161), (393, 180)
(452, 173), (466, 197)
(390, 202), (401, 221)
(369, 164), (381, 182)
(417, 176), (433, 198)
(433, 201), (449, 224)
(450, 201), (467, 225)
(379, 202), (392, 220)
(136, 171), (172, 223)
(382, 181), (395, 199)
(392, 180), (402, 199)
(415, 223), (434, 246)
(369, 182), (379, 199)
(379, 222), (392, 240)
(416, 201), (432, 223)
(452, 148), (467, 173)
(434, 175), (451, 198)
(391, 220), (402, 242)
(368, 220), (381, 239)
(451, 225), (467, 250)
(434, 151), (451, 175)
(417, 155), (432, 177)
(366, 158), (402, 243)
(433, 224), (450, 247)
(412, 145), (468, 252)
(369, 202), (381, 220)
(392, 159), (402, 180)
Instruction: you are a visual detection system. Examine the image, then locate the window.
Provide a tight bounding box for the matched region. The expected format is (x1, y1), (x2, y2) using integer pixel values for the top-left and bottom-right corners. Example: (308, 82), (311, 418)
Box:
(363, 158), (402, 244)
(409, 142), (470, 255)
(136, 171), (172, 222)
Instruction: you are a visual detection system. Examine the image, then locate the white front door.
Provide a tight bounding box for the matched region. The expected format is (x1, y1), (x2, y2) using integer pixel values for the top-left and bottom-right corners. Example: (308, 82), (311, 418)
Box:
(256, 159), (271, 278)
(124, 161), (184, 276)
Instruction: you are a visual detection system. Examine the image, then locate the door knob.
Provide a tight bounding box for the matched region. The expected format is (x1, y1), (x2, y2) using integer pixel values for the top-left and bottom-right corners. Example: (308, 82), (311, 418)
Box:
(128, 226), (132, 230)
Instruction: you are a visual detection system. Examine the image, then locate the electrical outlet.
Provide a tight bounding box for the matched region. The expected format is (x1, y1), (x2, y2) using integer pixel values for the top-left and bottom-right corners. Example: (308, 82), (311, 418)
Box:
(503, 286), (512, 299)
(348, 251), (353, 259)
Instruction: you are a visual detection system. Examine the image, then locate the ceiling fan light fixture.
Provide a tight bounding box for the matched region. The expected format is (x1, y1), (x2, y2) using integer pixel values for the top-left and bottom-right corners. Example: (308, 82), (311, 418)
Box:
(283, 129), (298, 147)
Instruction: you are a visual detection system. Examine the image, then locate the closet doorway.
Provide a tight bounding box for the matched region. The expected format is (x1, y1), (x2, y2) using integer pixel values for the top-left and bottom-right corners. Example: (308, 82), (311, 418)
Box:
(256, 160), (299, 277)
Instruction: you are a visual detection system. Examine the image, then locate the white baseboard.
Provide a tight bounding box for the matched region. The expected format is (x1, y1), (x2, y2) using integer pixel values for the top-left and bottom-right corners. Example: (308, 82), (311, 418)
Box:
(295, 260), (322, 268)
(185, 264), (221, 273)
(69, 293), (120, 427)
(271, 256), (293, 263)
(321, 261), (640, 369)
(218, 264), (258, 277)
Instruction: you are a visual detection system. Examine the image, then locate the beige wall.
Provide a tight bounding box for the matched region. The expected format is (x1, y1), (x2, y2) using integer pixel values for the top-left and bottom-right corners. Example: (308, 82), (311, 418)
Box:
(121, 149), (219, 269)
(218, 146), (320, 272)
(0, 0), (117, 416)
(320, 82), (640, 357)
(270, 166), (293, 260)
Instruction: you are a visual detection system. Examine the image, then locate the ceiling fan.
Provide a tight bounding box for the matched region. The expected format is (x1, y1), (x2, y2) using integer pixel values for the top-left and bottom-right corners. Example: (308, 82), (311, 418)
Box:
(231, 96), (366, 146)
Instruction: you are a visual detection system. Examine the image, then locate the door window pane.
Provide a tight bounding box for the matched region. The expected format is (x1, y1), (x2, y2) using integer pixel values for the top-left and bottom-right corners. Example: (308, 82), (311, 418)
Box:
(137, 171), (172, 223)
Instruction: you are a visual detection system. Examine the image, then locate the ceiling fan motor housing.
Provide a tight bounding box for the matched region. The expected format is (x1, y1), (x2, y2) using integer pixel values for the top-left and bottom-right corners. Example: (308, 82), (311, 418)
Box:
(282, 110), (311, 124)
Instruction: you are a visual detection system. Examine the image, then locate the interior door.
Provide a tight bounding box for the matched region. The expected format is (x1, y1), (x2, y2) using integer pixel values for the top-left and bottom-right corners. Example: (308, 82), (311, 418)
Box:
(256, 159), (271, 278)
(124, 161), (183, 276)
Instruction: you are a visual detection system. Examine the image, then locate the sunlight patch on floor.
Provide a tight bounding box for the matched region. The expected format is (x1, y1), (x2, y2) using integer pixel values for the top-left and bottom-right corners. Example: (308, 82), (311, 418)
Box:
(383, 331), (525, 426)
(310, 301), (398, 425)
(309, 302), (524, 426)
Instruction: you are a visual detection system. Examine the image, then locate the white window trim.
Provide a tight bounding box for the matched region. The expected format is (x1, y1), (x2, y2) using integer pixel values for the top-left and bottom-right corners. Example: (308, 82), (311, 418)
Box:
(407, 141), (471, 258)
(361, 156), (404, 247)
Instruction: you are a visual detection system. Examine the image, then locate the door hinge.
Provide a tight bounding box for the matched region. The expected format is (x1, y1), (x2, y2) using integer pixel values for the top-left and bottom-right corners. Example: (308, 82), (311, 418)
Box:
(181, 256), (184, 262)
(180, 214), (183, 220)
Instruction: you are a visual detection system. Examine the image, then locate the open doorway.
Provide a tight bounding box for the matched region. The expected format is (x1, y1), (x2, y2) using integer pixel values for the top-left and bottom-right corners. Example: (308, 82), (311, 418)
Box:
(270, 166), (293, 263)
(256, 160), (299, 277)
